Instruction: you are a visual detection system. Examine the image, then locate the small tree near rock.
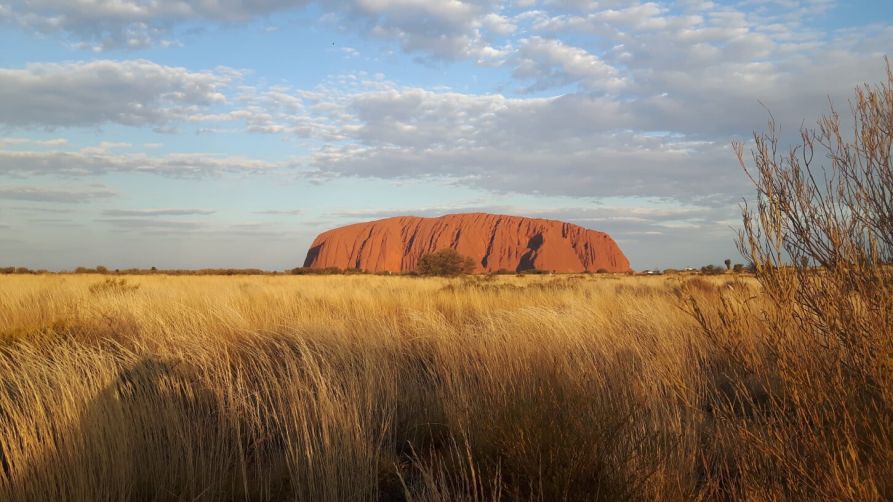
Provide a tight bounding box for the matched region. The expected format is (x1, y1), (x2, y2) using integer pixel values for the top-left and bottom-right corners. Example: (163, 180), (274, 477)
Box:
(416, 249), (476, 276)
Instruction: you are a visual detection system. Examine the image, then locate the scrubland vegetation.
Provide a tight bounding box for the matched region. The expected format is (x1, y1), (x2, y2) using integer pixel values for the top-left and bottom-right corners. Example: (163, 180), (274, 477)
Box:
(1, 56), (891, 502)
(0, 273), (758, 501)
(0, 268), (888, 501)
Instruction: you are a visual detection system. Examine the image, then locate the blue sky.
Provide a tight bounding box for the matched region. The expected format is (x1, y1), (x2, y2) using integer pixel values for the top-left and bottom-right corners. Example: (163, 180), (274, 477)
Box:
(0, 0), (890, 271)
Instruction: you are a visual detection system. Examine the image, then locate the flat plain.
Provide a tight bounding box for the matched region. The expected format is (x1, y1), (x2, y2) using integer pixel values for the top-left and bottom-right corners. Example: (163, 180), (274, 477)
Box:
(3, 271), (888, 501)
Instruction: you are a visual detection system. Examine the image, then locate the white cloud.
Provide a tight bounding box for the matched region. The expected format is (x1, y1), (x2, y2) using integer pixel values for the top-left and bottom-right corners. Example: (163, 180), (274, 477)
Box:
(1, 0), (312, 50)
(297, 84), (747, 200)
(512, 36), (626, 92)
(3, 17), (887, 206)
(524, 2), (892, 136)
(0, 60), (234, 128)
(0, 144), (292, 177)
(2, 0), (508, 58)
(337, 0), (509, 60)
(481, 13), (516, 35)
(1, 3), (888, 215)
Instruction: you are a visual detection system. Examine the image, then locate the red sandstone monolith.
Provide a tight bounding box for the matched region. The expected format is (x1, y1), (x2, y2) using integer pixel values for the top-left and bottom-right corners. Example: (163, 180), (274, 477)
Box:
(303, 213), (631, 273)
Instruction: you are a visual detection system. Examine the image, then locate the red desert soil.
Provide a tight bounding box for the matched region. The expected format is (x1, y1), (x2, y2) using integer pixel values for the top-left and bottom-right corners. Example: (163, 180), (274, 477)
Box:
(304, 213), (632, 273)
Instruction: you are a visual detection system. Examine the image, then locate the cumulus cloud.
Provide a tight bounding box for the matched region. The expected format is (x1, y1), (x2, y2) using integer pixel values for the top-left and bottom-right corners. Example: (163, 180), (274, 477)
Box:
(310, 133), (744, 201)
(1, 0), (312, 50)
(1, 1), (888, 219)
(1, 0), (508, 57)
(282, 83), (747, 200)
(3, 30), (885, 206)
(527, 1), (891, 133)
(0, 60), (234, 128)
(336, 0), (508, 61)
(512, 36), (626, 92)
(262, 1), (889, 205)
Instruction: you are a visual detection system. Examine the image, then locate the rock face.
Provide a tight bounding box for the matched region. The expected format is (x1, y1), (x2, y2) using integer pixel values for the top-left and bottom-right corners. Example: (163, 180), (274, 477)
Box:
(304, 213), (631, 273)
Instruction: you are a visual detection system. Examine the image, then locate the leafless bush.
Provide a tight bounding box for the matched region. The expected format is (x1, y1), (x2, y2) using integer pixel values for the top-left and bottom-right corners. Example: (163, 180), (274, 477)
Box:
(691, 60), (893, 500)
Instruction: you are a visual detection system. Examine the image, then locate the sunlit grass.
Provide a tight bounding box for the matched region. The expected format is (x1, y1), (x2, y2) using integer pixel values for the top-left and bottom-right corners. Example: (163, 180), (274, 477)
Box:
(0, 272), (887, 501)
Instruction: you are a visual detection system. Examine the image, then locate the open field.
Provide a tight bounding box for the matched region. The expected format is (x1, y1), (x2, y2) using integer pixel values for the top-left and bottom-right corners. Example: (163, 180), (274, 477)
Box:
(0, 273), (890, 501)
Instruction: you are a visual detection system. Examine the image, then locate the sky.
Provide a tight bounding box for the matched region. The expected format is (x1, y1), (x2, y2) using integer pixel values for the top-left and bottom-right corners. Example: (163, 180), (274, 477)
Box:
(0, 0), (890, 271)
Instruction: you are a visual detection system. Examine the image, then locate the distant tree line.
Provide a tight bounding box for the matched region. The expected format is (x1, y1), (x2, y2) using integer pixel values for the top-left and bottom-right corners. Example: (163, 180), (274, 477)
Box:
(642, 261), (754, 275)
(2, 258), (763, 277)
(1, 266), (278, 275)
(0, 267), (48, 274)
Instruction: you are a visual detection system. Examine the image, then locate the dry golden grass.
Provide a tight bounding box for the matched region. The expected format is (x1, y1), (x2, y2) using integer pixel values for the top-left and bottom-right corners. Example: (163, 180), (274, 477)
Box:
(0, 273), (734, 501)
(0, 272), (889, 501)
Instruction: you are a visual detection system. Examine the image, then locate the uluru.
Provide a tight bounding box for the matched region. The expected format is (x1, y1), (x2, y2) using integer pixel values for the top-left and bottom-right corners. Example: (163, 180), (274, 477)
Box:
(303, 213), (631, 273)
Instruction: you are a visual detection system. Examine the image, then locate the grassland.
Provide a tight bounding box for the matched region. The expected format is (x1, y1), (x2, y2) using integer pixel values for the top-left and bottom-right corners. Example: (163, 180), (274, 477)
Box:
(0, 272), (889, 501)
